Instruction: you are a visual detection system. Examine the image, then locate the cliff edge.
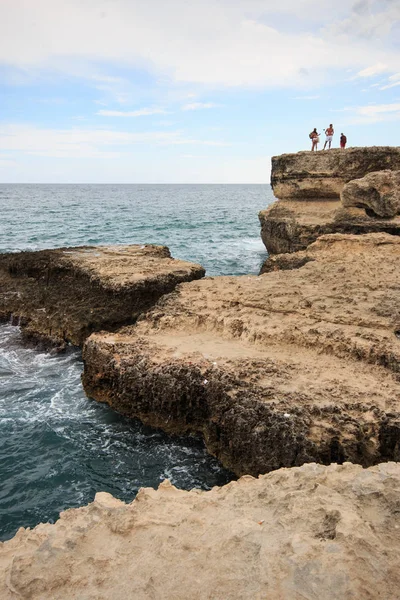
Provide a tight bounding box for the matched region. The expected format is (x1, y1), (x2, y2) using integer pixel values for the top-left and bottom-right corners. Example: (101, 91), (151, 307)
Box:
(260, 147), (400, 255)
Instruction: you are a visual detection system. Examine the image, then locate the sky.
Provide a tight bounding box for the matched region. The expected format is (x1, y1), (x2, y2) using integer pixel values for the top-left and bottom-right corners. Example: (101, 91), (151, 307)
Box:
(1, 0), (400, 183)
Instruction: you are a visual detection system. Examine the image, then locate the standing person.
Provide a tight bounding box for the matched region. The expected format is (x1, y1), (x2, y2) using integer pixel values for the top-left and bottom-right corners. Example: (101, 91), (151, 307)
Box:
(340, 133), (347, 149)
(309, 128), (320, 151)
(323, 124), (334, 150)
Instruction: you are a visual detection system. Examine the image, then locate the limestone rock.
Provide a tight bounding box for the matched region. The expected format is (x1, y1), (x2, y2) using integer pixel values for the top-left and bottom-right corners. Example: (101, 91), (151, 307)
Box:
(82, 233), (400, 477)
(272, 146), (400, 200)
(0, 245), (205, 347)
(341, 169), (400, 218)
(259, 199), (400, 255)
(1, 462), (400, 600)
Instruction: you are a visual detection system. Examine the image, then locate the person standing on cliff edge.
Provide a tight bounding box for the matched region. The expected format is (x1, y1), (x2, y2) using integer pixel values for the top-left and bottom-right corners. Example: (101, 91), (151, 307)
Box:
(323, 124), (334, 150)
(309, 128), (320, 151)
(340, 133), (347, 149)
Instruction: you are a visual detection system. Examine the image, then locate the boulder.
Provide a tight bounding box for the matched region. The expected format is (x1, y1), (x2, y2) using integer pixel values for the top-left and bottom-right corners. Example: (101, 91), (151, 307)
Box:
(0, 245), (205, 347)
(272, 146), (400, 200)
(341, 169), (400, 218)
(1, 462), (399, 600)
(82, 233), (400, 477)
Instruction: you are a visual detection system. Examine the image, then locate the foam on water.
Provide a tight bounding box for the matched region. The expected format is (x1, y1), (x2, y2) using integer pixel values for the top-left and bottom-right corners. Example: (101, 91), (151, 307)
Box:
(0, 184), (274, 541)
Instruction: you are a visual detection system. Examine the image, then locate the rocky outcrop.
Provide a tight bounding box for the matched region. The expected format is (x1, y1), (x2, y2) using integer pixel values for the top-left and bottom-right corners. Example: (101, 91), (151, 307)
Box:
(82, 233), (400, 477)
(260, 147), (400, 255)
(341, 169), (400, 218)
(259, 199), (400, 255)
(1, 462), (400, 600)
(271, 147), (400, 200)
(0, 245), (204, 347)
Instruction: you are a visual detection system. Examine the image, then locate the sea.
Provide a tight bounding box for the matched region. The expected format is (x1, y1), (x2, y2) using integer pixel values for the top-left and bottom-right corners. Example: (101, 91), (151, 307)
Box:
(0, 183), (274, 541)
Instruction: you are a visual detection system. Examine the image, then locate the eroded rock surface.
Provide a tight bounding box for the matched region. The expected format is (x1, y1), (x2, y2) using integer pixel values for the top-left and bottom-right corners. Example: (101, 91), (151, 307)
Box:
(82, 233), (400, 476)
(341, 169), (400, 218)
(1, 462), (399, 600)
(271, 147), (400, 200)
(259, 199), (400, 255)
(261, 148), (400, 255)
(0, 245), (204, 347)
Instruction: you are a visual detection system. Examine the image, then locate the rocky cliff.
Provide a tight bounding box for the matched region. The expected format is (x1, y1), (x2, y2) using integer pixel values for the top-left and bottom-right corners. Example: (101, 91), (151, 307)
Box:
(271, 146), (400, 199)
(0, 245), (204, 347)
(1, 462), (399, 600)
(82, 233), (400, 476)
(260, 147), (400, 255)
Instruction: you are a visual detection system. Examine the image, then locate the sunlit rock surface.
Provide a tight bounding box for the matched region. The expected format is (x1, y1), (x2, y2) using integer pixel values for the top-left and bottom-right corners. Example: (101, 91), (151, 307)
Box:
(1, 462), (399, 600)
(82, 233), (400, 476)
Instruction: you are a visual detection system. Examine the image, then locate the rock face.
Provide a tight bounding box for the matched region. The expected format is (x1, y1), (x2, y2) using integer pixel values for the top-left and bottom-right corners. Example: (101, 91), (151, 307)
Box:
(1, 462), (400, 600)
(259, 199), (400, 255)
(0, 245), (205, 347)
(82, 233), (400, 477)
(271, 147), (400, 200)
(260, 148), (400, 255)
(341, 169), (400, 218)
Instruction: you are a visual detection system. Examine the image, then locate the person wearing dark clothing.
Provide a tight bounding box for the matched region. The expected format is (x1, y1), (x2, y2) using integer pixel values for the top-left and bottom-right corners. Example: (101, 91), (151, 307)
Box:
(340, 133), (347, 149)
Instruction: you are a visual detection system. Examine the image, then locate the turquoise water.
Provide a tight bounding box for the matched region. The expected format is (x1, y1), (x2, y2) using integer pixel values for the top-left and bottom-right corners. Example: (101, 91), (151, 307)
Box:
(0, 184), (273, 541)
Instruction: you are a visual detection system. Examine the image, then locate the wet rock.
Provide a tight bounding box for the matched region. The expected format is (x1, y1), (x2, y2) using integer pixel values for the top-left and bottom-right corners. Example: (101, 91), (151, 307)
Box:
(1, 462), (399, 600)
(341, 169), (400, 218)
(0, 245), (205, 347)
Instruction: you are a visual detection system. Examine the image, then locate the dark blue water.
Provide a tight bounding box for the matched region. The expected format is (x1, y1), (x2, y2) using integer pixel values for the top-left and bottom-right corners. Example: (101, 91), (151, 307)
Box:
(0, 184), (273, 541)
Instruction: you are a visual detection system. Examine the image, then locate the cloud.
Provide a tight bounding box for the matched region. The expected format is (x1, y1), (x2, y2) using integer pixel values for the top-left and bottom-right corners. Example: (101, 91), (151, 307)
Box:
(356, 63), (388, 77)
(338, 101), (400, 124)
(1, 0), (400, 89)
(358, 102), (400, 116)
(97, 108), (168, 117)
(0, 123), (229, 158)
(181, 102), (219, 111)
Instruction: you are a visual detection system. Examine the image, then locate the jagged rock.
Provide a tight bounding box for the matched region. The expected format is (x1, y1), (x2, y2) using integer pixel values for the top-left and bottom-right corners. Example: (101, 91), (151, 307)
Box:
(1, 462), (399, 600)
(0, 245), (204, 347)
(82, 233), (400, 477)
(341, 169), (400, 218)
(271, 147), (400, 200)
(259, 200), (400, 255)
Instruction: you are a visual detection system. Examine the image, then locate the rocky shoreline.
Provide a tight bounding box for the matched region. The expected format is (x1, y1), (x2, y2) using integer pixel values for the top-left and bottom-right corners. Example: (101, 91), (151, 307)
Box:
(1, 146), (400, 597)
(1, 462), (399, 600)
(0, 244), (204, 348)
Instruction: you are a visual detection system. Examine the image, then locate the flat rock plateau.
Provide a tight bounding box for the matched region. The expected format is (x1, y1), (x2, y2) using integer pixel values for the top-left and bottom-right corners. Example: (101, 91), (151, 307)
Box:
(83, 233), (400, 476)
(0, 244), (205, 347)
(260, 147), (400, 255)
(1, 462), (399, 600)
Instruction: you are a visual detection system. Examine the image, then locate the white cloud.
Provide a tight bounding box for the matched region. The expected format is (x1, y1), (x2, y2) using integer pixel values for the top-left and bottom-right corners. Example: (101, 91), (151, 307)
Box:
(356, 63), (388, 77)
(1, 0), (400, 89)
(338, 101), (400, 124)
(181, 102), (219, 111)
(358, 102), (400, 116)
(97, 108), (168, 117)
(0, 123), (229, 158)
(380, 81), (400, 91)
